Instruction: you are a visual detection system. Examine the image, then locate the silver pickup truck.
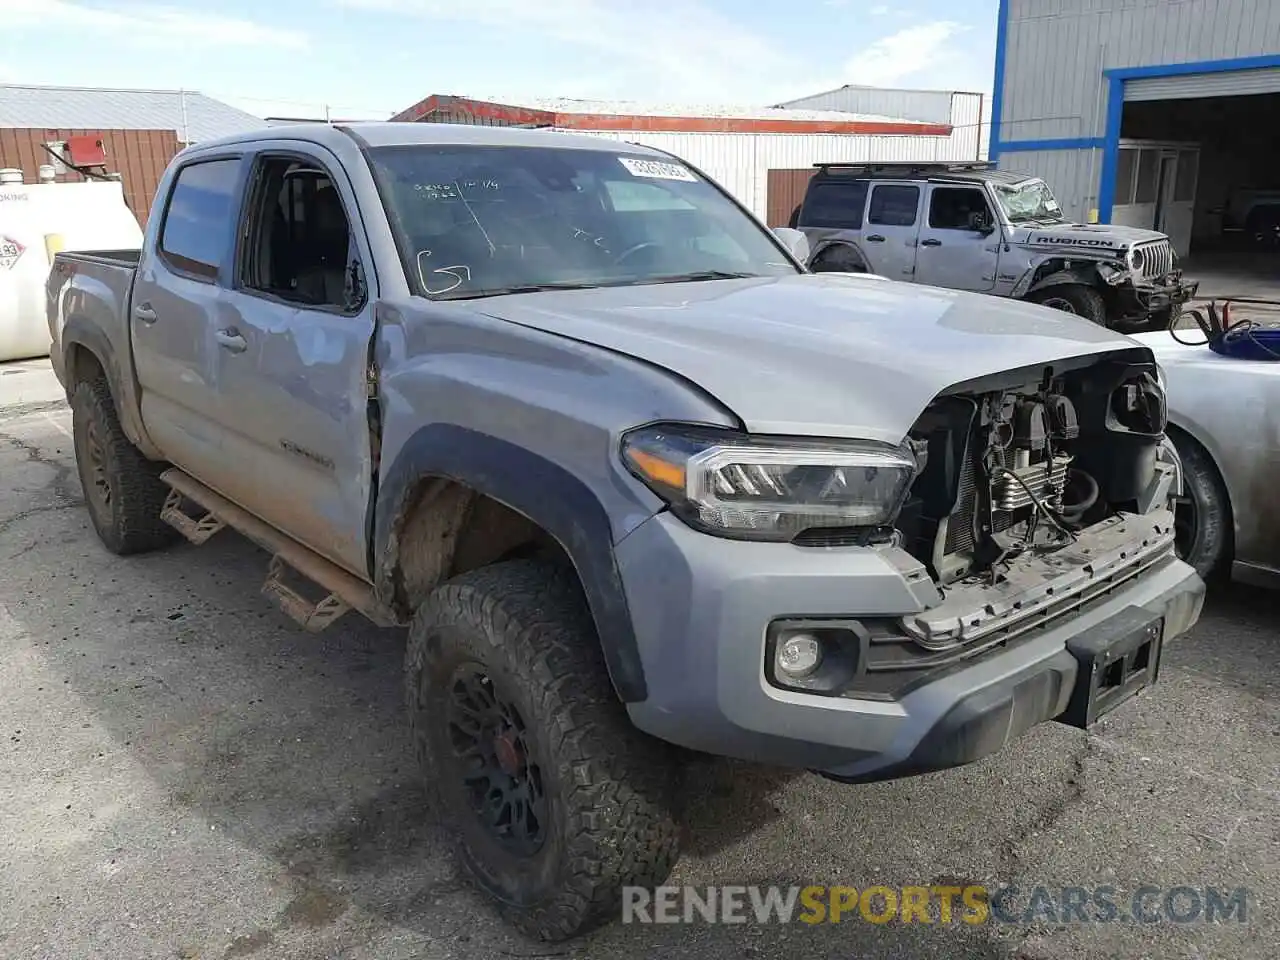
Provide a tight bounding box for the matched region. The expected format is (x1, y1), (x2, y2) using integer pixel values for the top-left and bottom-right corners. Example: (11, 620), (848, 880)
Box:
(46, 123), (1204, 940)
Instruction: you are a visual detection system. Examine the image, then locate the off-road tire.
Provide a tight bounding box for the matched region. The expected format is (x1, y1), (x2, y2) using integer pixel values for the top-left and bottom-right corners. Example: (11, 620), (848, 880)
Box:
(1029, 284), (1109, 325)
(809, 244), (867, 273)
(1170, 430), (1232, 579)
(405, 559), (681, 941)
(70, 377), (179, 556)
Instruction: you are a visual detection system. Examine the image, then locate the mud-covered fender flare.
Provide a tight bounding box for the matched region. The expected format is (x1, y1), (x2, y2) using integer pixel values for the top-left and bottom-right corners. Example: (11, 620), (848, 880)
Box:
(58, 315), (158, 456)
(807, 240), (869, 272)
(373, 423), (649, 702)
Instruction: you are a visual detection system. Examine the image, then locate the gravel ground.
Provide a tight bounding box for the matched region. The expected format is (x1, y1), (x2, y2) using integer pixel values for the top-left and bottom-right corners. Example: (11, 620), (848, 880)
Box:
(1, 359), (1277, 960)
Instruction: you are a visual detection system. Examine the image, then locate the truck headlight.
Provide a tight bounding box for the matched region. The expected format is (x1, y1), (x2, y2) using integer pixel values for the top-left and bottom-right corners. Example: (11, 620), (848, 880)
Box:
(1126, 246), (1146, 271)
(621, 424), (918, 541)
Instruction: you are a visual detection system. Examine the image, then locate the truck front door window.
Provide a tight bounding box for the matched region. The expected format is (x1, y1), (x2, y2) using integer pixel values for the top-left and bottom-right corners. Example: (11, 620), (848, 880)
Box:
(240, 158), (360, 311)
(159, 159), (241, 280)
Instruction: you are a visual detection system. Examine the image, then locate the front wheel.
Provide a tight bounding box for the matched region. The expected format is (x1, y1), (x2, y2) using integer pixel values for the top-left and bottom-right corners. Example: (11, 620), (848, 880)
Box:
(1170, 433), (1233, 579)
(1027, 284), (1109, 325)
(405, 559), (681, 941)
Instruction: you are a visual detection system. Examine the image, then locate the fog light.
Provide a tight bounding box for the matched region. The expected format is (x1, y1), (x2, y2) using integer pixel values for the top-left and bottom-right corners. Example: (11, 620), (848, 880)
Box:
(776, 633), (823, 679)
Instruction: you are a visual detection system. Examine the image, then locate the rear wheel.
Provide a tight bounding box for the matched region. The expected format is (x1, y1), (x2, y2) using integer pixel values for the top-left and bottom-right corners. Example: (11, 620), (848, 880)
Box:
(70, 377), (179, 556)
(405, 559), (681, 941)
(809, 244), (867, 274)
(1028, 284), (1109, 325)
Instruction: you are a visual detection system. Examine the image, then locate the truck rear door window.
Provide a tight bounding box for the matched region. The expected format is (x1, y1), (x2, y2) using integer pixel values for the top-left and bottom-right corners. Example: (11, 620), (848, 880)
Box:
(867, 185), (920, 227)
(799, 180), (868, 228)
(159, 159), (241, 281)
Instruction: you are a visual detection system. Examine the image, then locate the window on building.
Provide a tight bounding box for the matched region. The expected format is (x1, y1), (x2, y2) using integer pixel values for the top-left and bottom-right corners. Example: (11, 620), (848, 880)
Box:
(798, 180), (869, 229)
(1115, 149), (1138, 206)
(240, 157), (359, 310)
(868, 184), (920, 227)
(928, 187), (991, 230)
(159, 159), (241, 280)
(1174, 150), (1199, 203)
(1135, 149), (1159, 204)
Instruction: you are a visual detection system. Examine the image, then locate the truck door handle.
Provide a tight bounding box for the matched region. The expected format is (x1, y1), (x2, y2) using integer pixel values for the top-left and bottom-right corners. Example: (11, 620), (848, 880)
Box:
(215, 328), (247, 354)
(865, 234), (886, 242)
(921, 238), (942, 247)
(134, 303), (157, 324)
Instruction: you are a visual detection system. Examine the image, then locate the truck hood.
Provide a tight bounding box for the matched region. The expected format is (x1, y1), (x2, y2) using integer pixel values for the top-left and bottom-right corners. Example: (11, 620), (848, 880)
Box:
(1010, 221), (1168, 253)
(475, 273), (1144, 443)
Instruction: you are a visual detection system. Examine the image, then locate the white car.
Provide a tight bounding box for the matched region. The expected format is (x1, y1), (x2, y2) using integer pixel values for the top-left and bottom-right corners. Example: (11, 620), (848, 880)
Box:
(1133, 330), (1280, 586)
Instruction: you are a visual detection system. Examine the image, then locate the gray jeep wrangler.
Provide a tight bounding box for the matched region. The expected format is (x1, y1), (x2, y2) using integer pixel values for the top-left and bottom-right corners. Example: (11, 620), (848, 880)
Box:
(791, 162), (1198, 333)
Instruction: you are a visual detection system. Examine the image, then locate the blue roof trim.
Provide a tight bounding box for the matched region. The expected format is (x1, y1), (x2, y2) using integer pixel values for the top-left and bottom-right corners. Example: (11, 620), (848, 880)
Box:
(1104, 53), (1280, 80)
(988, 0), (1009, 161)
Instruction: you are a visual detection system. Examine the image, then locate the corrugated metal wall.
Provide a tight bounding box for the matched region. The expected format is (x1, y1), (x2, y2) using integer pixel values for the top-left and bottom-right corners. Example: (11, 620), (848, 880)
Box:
(777, 86), (957, 124)
(1002, 0), (1280, 142)
(0, 127), (179, 219)
(562, 128), (980, 221)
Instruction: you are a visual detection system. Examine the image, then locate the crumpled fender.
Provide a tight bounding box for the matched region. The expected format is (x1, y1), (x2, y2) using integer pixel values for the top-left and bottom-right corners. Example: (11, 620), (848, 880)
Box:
(1012, 252), (1129, 299)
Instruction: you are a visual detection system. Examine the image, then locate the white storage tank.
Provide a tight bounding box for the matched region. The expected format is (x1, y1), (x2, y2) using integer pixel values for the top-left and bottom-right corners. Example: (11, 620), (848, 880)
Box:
(1, 175), (144, 362)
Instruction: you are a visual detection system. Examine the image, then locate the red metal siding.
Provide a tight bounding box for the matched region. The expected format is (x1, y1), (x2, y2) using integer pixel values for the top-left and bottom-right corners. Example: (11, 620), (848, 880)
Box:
(767, 169), (818, 227)
(0, 127), (179, 220)
(394, 95), (953, 136)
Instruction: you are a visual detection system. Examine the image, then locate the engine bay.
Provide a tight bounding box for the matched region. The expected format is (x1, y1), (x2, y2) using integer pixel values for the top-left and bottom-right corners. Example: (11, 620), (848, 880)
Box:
(897, 354), (1168, 590)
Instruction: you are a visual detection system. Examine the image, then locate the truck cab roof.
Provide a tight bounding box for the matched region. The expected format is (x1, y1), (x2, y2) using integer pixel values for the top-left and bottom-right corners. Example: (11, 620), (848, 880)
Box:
(182, 120), (676, 158)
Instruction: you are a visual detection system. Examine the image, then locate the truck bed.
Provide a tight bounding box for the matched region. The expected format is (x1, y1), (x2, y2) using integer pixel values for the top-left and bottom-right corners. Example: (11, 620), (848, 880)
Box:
(55, 249), (142, 267)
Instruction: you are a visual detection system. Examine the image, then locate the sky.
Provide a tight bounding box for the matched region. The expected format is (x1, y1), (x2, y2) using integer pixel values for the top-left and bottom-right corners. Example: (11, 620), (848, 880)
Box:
(0, 0), (998, 120)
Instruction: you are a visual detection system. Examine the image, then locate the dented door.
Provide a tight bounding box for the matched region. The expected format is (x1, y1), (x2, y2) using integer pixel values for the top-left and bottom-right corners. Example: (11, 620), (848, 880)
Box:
(208, 142), (377, 579)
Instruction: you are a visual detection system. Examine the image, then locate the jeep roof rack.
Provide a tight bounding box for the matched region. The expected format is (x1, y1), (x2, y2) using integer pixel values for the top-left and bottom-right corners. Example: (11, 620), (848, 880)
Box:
(812, 161), (998, 178)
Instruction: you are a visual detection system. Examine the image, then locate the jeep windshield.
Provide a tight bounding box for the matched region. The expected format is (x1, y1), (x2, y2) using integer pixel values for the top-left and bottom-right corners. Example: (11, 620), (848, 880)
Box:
(992, 178), (1067, 225)
(367, 144), (799, 299)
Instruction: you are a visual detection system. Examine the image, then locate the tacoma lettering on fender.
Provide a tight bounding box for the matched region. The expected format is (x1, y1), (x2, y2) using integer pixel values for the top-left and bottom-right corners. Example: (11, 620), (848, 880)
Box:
(45, 124), (1205, 941)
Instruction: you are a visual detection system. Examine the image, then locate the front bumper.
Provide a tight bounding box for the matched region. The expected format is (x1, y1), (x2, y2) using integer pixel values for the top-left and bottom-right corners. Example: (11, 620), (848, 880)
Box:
(617, 512), (1205, 782)
(1126, 275), (1199, 316)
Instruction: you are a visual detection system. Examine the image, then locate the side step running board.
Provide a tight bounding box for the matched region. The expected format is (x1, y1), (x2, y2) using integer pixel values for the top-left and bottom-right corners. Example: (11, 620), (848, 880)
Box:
(160, 468), (399, 632)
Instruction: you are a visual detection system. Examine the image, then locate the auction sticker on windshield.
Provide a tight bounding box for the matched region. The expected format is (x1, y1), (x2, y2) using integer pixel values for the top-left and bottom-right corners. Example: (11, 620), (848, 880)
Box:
(618, 157), (698, 182)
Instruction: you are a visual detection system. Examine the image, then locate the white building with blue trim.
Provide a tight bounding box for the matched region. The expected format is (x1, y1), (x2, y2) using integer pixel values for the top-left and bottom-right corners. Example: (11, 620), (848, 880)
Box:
(990, 0), (1280, 259)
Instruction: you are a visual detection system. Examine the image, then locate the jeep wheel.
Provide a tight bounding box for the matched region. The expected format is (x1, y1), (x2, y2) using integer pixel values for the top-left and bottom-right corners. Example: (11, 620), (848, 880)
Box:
(809, 245), (867, 273)
(405, 559), (681, 940)
(1029, 284), (1108, 325)
(71, 377), (179, 556)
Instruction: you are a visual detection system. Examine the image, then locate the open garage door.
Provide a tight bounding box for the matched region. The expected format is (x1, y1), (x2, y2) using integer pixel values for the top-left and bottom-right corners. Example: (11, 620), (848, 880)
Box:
(1114, 78), (1280, 297)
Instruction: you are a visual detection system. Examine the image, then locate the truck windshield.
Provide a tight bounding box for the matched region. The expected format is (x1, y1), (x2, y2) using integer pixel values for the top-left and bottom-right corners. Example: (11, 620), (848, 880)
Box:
(991, 179), (1066, 224)
(366, 144), (799, 299)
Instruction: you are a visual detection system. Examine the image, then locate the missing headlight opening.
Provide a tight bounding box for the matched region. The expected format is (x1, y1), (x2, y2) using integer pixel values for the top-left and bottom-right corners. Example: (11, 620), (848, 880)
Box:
(896, 353), (1168, 596)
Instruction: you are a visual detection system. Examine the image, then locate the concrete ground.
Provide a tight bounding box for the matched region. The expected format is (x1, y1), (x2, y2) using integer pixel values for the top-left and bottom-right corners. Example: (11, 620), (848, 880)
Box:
(1, 358), (1277, 960)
